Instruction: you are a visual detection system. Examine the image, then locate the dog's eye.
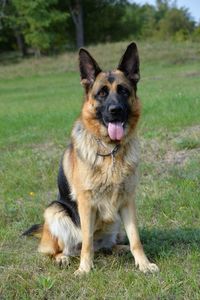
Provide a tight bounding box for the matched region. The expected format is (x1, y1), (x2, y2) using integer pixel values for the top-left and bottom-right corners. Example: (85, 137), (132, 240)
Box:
(98, 86), (108, 98)
(117, 85), (130, 97)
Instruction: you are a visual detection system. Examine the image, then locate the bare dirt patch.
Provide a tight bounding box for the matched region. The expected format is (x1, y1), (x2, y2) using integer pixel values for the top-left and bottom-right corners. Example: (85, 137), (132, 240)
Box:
(164, 148), (200, 166)
(141, 125), (200, 168)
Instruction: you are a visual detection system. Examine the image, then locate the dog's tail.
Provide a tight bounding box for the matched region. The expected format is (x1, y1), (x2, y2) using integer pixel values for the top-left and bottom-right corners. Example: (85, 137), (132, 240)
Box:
(22, 224), (43, 238)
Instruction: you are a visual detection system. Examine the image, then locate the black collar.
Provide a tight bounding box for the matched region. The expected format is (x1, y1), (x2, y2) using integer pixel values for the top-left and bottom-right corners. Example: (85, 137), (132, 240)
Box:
(97, 143), (121, 157)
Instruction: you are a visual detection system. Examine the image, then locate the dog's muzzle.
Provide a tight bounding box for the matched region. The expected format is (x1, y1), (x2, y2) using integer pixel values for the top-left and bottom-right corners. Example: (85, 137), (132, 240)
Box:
(104, 104), (127, 141)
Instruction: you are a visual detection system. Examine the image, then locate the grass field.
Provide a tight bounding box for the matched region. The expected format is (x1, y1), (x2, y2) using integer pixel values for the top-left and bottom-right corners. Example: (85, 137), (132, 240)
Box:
(0, 41), (200, 299)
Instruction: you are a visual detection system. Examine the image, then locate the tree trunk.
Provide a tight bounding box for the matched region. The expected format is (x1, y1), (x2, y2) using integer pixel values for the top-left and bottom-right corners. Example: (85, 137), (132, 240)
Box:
(69, 0), (84, 48)
(75, 1), (84, 48)
(14, 30), (27, 57)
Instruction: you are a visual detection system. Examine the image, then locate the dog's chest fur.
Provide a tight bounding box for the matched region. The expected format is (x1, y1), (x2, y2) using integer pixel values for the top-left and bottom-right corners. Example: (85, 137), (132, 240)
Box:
(67, 121), (140, 222)
(90, 159), (138, 222)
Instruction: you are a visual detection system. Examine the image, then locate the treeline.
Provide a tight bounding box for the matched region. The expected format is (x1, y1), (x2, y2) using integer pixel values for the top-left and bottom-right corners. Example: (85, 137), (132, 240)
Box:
(0, 0), (200, 56)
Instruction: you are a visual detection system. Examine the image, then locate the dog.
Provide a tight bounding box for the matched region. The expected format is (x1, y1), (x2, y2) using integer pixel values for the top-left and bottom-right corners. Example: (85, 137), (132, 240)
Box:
(23, 42), (159, 275)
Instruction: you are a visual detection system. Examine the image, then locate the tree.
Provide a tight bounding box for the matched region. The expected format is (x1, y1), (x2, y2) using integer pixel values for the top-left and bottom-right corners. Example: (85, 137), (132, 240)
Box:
(155, 0), (169, 20)
(16, 0), (68, 55)
(140, 4), (157, 38)
(83, 0), (127, 44)
(0, 0), (68, 56)
(0, 0), (198, 56)
(0, 0), (18, 52)
(4, 0), (28, 56)
(158, 7), (195, 39)
(69, 0), (84, 48)
(115, 3), (142, 38)
(64, 0), (127, 47)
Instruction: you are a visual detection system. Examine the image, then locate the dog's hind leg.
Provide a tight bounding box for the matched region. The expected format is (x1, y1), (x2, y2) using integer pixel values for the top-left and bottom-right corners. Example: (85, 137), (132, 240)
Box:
(42, 202), (82, 267)
(38, 226), (70, 266)
(54, 238), (73, 267)
(38, 222), (60, 256)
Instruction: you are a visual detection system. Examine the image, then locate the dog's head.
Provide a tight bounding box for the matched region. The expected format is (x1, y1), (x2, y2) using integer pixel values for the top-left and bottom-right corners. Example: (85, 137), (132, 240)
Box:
(79, 43), (140, 143)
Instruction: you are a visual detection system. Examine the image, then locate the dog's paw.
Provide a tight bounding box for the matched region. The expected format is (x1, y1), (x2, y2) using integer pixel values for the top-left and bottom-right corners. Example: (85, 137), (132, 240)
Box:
(74, 259), (93, 276)
(74, 267), (90, 277)
(55, 254), (70, 267)
(137, 261), (159, 273)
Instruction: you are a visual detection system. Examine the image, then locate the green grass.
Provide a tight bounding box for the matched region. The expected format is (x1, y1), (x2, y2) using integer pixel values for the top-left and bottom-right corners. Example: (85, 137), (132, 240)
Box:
(0, 41), (200, 299)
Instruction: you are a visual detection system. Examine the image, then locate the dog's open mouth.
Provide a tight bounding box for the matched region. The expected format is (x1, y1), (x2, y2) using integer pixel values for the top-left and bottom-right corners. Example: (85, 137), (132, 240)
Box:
(107, 122), (124, 141)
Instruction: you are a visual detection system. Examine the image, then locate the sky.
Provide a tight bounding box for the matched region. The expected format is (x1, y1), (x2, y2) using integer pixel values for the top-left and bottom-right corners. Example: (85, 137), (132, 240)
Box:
(132, 0), (200, 23)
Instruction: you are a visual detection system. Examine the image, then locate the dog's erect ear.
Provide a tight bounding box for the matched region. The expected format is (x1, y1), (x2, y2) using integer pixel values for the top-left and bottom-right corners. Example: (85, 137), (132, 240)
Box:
(79, 48), (102, 89)
(117, 42), (140, 84)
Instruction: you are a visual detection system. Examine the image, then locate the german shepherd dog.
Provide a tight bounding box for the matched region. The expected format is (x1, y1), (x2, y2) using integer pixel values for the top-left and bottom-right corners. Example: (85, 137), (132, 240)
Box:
(23, 43), (159, 275)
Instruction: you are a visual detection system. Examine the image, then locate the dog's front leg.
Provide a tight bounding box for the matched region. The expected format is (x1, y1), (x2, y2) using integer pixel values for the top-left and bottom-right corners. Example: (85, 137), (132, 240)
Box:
(120, 200), (159, 273)
(74, 191), (96, 276)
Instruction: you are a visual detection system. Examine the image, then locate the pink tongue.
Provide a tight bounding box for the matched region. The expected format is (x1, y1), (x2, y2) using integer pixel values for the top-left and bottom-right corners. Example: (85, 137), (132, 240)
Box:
(108, 122), (124, 141)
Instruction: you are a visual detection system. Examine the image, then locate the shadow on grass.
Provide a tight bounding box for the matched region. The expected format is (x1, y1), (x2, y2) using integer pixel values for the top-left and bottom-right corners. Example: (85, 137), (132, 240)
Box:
(18, 227), (200, 265)
(95, 228), (200, 263)
(140, 227), (200, 259)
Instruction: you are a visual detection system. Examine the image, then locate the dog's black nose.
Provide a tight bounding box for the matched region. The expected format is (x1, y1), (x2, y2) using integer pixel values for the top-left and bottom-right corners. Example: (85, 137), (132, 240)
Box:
(108, 105), (123, 115)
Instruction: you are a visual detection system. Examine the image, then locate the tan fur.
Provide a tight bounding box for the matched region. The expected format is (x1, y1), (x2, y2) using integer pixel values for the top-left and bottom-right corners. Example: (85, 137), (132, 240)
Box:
(81, 70), (140, 143)
(41, 202), (82, 257)
(38, 222), (60, 255)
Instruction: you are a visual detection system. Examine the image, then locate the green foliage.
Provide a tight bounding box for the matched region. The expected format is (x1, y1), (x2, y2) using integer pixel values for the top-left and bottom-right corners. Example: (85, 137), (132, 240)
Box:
(64, 0), (127, 45)
(84, 0), (126, 43)
(0, 0), (199, 54)
(140, 4), (157, 37)
(37, 276), (55, 291)
(14, 0), (68, 53)
(0, 0), (68, 54)
(120, 4), (155, 38)
(192, 25), (200, 41)
(157, 7), (195, 40)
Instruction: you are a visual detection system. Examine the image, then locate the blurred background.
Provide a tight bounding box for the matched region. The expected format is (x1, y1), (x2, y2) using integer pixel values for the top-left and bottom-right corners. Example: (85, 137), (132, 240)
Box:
(0, 0), (199, 57)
